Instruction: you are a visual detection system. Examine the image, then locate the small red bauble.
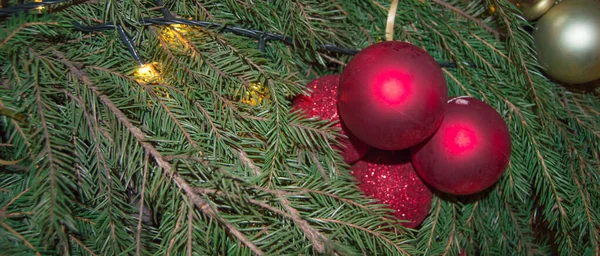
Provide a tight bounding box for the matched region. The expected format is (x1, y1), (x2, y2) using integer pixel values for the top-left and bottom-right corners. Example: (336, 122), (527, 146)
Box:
(410, 97), (512, 195)
(351, 150), (432, 228)
(338, 41), (448, 150)
(293, 75), (370, 164)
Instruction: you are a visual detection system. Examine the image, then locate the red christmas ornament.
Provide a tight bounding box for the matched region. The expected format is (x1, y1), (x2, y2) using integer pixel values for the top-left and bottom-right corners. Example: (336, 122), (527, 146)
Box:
(338, 41), (448, 150)
(351, 150), (432, 228)
(293, 75), (370, 164)
(411, 97), (512, 195)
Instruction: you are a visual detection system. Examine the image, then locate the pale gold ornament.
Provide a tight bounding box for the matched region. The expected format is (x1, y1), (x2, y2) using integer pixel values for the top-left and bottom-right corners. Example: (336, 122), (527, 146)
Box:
(533, 0), (600, 84)
(509, 0), (555, 20)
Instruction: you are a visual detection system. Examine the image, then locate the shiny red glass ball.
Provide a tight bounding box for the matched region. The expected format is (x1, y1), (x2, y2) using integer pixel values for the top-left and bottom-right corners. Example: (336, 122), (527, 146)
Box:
(351, 150), (432, 228)
(338, 41), (448, 150)
(411, 97), (512, 195)
(293, 75), (370, 164)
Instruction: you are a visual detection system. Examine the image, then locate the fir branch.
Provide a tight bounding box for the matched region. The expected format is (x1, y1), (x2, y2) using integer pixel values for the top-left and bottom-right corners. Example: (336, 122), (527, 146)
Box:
(193, 101), (224, 141)
(430, 0), (501, 39)
(135, 153), (149, 256)
(310, 153), (329, 182)
(69, 234), (97, 256)
(30, 48), (74, 248)
(278, 193), (329, 254)
(566, 146), (599, 254)
(186, 206), (193, 256)
(504, 202), (535, 255)
(0, 22), (59, 47)
(237, 149), (262, 176)
(54, 50), (265, 255)
(441, 204), (458, 256)
(87, 65), (203, 151)
(0, 188), (29, 215)
(194, 186), (331, 254)
(313, 217), (411, 255)
(504, 99), (575, 251)
(166, 201), (187, 256)
(0, 221), (41, 256)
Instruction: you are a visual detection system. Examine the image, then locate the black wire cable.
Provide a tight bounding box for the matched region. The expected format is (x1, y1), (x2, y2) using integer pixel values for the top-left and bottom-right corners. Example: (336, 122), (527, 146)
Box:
(116, 25), (144, 66)
(153, 0), (173, 19)
(2, 0), (459, 68)
(0, 0), (68, 16)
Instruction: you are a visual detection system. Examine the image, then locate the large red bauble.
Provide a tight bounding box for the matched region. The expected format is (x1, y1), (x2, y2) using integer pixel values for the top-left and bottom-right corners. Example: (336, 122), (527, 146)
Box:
(351, 150), (432, 228)
(410, 97), (512, 195)
(338, 41), (448, 150)
(293, 75), (370, 164)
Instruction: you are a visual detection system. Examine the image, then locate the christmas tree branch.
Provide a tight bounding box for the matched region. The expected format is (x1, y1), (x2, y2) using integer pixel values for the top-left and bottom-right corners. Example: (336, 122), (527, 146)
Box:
(0, 221), (40, 256)
(87, 64), (203, 151)
(429, 0), (501, 39)
(194, 186), (331, 254)
(165, 201), (187, 255)
(313, 217), (410, 255)
(135, 153), (150, 256)
(278, 194), (330, 253)
(53, 49), (265, 256)
(0, 22), (58, 47)
(69, 234), (97, 256)
(30, 48), (73, 248)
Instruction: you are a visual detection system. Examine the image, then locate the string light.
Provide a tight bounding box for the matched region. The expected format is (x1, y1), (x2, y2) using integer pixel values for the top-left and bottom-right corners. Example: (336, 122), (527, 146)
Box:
(135, 62), (160, 83)
(170, 23), (187, 31)
(241, 82), (270, 106)
(35, 0), (45, 13)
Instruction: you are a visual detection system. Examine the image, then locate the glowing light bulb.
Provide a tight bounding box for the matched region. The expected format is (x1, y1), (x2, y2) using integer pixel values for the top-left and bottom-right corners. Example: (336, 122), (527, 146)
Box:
(135, 62), (160, 83)
(35, 0), (45, 13)
(137, 64), (154, 77)
(171, 24), (187, 31)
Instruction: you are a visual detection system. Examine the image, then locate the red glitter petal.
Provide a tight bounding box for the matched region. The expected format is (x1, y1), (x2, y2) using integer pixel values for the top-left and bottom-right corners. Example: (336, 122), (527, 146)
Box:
(351, 150), (432, 228)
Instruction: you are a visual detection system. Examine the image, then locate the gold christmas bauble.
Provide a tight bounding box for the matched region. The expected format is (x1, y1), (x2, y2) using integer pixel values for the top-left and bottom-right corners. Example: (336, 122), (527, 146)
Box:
(533, 0), (600, 84)
(509, 0), (555, 20)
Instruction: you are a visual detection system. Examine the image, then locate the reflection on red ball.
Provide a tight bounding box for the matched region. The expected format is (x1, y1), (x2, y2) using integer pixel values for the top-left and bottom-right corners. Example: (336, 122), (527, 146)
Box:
(411, 97), (512, 195)
(351, 150), (432, 228)
(293, 75), (370, 164)
(338, 41), (448, 150)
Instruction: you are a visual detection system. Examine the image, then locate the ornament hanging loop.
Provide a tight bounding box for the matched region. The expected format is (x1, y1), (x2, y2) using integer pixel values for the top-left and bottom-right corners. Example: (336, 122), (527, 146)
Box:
(386, 0), (399, 41)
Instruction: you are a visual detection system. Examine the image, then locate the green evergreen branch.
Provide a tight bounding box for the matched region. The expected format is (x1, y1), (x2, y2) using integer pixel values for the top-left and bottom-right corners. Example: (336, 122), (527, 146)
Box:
(503, 199), (537, 254)
(430, 0), (501, 39)
(443, 204), (459, 255)
(54, 49), (265, 255)
(69, 234), (97, 256)
(1, 0), (598, 254)
(0, 188), (41, 256)
(0, 220), (41, 255)
(194, 186), (333, 254)
(28, 49), (75, 250)
(312, 217), (411, 255)
(135, 153), (149, 256)
(163, 201), (187, 255)
(67, 85), (131, 254)
(86, 64), (204, 152)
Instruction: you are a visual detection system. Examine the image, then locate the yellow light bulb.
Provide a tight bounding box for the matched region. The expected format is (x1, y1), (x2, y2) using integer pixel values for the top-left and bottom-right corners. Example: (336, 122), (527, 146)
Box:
(35, 0), (45, 13)
(171, 24), (187, 31)
(135, 62), (160, 83)
(137, 64), (154, 77)
(241, 82), (270, 106)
